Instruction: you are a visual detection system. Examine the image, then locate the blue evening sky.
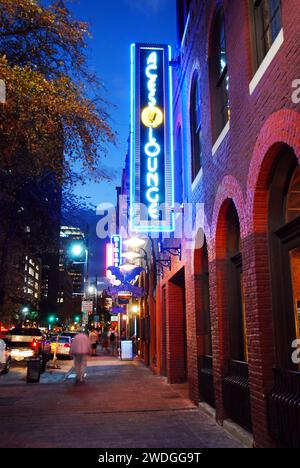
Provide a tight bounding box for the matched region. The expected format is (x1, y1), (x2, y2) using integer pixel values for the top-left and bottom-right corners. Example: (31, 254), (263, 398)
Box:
(71, 0), (177, 207)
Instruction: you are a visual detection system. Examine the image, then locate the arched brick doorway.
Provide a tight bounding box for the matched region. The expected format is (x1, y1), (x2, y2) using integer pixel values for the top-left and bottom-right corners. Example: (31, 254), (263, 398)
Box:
(264, 145), (300, 448)
(214, 199), (252, 432)
(194, 237), (215, 407)
(166, 268), (187, 384)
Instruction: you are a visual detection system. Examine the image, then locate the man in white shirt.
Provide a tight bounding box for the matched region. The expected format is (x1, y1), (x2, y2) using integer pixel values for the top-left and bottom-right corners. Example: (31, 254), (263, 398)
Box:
(70, 330), (91, 383)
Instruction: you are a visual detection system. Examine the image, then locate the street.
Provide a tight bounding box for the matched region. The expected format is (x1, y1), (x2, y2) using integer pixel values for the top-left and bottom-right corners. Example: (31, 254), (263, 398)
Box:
(0, 354), (244, 449)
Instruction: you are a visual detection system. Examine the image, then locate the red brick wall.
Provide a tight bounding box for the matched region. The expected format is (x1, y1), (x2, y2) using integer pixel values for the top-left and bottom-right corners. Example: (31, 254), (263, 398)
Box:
(151, 0), (300, 448)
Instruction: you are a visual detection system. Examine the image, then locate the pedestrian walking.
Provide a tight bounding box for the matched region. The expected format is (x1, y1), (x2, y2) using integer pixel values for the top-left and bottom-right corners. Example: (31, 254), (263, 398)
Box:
(70, 329), (91, 383)
(109, 328), (118, 356)
(101, 330), (110, 354)
(89, 328), (99, 356)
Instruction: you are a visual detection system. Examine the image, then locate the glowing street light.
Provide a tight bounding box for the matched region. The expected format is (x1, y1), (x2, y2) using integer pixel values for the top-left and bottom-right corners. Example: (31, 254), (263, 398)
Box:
(69, 241), (89, 299)
(122, 251), (141, 261)
(122, 238), (149, 273)
(123, 238), (146, 249)
(120, 262), (137, 272)
(71, 243), (84, 257)
(88, 285), (96, 294)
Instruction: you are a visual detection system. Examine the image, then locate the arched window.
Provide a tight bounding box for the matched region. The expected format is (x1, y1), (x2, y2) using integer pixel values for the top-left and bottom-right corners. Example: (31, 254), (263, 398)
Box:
(190, 74), (202, 181)
(174, 126), (184, 205)
(210, 8), (230, 141)
(251, 0), (282, 71)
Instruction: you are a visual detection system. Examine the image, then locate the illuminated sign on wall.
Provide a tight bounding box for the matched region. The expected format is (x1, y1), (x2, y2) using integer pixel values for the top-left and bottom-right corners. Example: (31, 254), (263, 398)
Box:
(111, 235), (122, 267)
(106, 243), (113, 280)
(130, 43), (174, 232)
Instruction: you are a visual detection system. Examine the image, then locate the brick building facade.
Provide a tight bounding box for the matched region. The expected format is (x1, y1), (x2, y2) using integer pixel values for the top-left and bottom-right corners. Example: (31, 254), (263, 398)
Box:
(149, 0), (300, 448)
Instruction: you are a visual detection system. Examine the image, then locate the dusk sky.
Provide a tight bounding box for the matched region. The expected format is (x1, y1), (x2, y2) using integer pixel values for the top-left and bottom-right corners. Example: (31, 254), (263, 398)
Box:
(71, 0), (177, 208)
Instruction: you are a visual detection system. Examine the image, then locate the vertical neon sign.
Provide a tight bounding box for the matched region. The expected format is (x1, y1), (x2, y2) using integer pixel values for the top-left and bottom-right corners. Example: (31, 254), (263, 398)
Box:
(111, 235), (122, 267)
(106, 243), (113, 280)
(130, 43), (174, 233)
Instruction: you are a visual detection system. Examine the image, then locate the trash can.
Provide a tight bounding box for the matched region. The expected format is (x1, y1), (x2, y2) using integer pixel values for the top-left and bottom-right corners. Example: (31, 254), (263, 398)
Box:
(27, 358), (41, 383)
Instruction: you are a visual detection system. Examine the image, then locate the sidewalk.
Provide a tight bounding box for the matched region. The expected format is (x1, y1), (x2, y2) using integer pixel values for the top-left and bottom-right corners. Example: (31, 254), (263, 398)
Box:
(0, 359), (73, 386)
(0, 355), (245, 448)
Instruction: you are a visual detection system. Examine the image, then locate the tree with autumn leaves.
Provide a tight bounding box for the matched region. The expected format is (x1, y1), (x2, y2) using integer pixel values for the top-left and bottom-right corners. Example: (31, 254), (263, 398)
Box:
(0, 0), (115, 179)
(0, 0), (115, 323)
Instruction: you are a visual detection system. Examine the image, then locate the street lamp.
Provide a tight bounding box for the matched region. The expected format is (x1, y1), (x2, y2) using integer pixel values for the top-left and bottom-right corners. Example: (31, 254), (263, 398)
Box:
(122, 251), (142, 261)
(123, 238), (146, 249)
(70, 241), (89, 298)
(71, 243), (84, 257)
(120, 262), (137, 272)
(122, 238), (149, 273)
(88, 285), (96, 295)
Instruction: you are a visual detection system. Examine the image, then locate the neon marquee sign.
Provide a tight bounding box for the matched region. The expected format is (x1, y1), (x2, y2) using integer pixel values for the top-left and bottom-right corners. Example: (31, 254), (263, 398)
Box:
(130, 44), (174, 233)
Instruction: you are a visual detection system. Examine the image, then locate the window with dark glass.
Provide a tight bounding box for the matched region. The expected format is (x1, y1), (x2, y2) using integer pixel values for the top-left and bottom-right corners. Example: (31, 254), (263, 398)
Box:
(286, 166), (300, 356)
(268, 148), (300, 369)
(174, 126), (184, 205)
(190, 74), (202, 181)
(226, 204), (247, 362)
(251, 0), (282, 70)
(210, 9), (230, 142)
(202, 242), (212, 357)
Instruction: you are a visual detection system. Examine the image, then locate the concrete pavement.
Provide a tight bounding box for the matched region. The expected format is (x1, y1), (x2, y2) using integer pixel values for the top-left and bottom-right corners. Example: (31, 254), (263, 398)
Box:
(0, 354), (245, 448)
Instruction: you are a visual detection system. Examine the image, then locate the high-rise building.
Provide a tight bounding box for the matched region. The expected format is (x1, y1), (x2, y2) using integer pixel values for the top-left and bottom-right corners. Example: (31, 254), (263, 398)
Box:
(0, 167), (61, 325)
(24, 256), (41, 305)
(59, 226), (88, 316)
(57, 268), (73, 324)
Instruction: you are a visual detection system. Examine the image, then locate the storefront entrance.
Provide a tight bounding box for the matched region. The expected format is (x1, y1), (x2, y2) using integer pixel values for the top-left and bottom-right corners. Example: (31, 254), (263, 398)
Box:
(166, 268), (187, 384)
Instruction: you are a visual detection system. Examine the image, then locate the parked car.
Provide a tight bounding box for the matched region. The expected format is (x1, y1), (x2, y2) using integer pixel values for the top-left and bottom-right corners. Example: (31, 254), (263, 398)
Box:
(0, 327), (9, 340)
(50, 336), (72, 359)
(60, 331), (78, 340)
(0, 338), (11, 374)
(6, 328), (51, 372)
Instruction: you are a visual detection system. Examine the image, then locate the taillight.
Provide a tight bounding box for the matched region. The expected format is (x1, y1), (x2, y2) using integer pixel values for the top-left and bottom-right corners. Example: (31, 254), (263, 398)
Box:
(32, 340), (38, 349)
(64, 344), (70, 348)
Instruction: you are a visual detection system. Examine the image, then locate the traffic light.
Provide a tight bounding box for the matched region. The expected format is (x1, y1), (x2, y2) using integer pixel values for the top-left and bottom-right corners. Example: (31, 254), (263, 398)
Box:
(74, 316), (80, 323)
(48, 315), (55, 324)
